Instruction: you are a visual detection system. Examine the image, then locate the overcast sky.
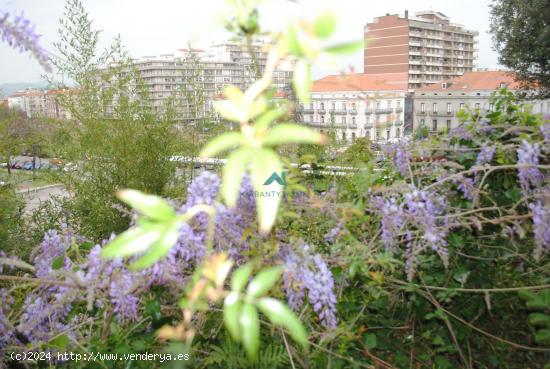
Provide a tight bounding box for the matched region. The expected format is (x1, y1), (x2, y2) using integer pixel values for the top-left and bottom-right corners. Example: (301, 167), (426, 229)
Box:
(0, 0), (500, 84)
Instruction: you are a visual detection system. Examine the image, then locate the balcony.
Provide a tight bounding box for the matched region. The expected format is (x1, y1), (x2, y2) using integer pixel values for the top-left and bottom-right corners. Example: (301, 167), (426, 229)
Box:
(394, 107), (403, 113)
(349, 109), (357, 114)
(300, 108), (314, 113)
(431, 111), (454, 117)
(330, 109), (347, 114)
(375, 108), (394, 114)
(394, 120), (404, 126)
(417, 111), (427, 115)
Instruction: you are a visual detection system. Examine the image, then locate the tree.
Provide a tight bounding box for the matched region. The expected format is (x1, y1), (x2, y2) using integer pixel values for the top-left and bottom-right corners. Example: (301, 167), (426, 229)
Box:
(490, 0), (550, 98)
(47, 0), (181, 240)
(0, 109), (28, 176)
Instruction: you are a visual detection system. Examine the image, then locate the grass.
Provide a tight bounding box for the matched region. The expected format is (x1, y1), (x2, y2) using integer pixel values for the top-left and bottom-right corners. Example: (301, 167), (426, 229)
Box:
(0, 168), (61, 190)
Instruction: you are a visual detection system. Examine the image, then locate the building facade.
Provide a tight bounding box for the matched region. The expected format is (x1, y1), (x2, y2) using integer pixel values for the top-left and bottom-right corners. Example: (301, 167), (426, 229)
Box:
(364, 10), (478, 91)
(413, 70), (550, 133)
(127, 41), (293, 120)
(301, 74), (412, 143)
(7, 89), (72, 119)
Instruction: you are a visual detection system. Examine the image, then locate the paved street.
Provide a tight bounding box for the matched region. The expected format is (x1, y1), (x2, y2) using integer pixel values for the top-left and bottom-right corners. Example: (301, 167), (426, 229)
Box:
(17, 184), (69, 215)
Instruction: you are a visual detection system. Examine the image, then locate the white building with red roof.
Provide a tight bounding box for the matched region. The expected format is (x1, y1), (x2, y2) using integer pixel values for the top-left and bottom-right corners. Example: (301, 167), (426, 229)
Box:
(413, 70), (550, 132)
(300, 73), (412, 143)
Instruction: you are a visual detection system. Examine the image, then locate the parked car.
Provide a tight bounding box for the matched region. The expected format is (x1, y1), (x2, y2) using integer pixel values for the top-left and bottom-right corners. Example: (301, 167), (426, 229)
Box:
(12, 161), (23, 169)
(23, 161), (34, 170)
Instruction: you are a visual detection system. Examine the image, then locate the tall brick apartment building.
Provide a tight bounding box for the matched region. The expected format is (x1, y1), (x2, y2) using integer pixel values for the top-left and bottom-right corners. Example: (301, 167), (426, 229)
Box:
(364, 11), (478, 91)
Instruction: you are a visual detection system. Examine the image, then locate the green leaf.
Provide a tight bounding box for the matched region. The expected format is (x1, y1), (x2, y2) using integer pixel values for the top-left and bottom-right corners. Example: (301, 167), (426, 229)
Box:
(231, 263), (254, 292)
(222, 148), (251, 208)
(240, 303), (260, 361)
(214, 100), (247, 122)
(224, 291), (241, 342)
(249, 148), (283, 233)
(117, 190), (175, 221)
(324, 40), (364, 55)
(49, 334), (69, 349)
(292, 60), (311, 104)
(247, 266), (282, 297)
(529, 313), (550, 327)
(102, 227), (161, 259)
(200, 132), (244, 158)
(254, 107), (288, 134)
(364, 333), (377, 350)
(286, 24), (303, 57)
(51, 255), (65, 270)
(257, 297), (308, 348)
(263, 124), (326, 146)
(130, 220), (183, 269)
(314, 12), (337, 38)
(535, 329), (550, 345)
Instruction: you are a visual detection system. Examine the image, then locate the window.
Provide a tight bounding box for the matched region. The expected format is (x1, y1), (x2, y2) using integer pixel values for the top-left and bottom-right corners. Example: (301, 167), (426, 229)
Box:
(433, 103), (438, 113)
(386, 129), (391, 139)
(331, 102), (336, 110)
(446, 120), (451, 130)
(396, 128), (400, 137)
(475, 103), (480, 110)
(432, 119), (438, 131)
(388, 100), (392, 108)
(342, 102), (347, 110)
(320, 102), (324, 110)
(460, 103), (465, 110)
(342, 116), (347, 124)
(397, 100), (401, 108)
(321, 115), (325, 123)
(447, 103), (452, 113)
(488, 103), (493, 112)
(352, 132), (356, 141)
(376, 101), (381, 109)
(376, 129), (380, 139)
(352, 116), (356, 124)
(342, 131), (346, 141)
(420, 102), (425, 113)
(351, 102), (356, 110)
(420, 119), (425, 126)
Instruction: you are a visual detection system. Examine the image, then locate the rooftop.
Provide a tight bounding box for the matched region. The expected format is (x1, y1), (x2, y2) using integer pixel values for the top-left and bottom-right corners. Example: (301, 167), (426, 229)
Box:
(416, 71), (521, 92)
(312, 73), (406, 93)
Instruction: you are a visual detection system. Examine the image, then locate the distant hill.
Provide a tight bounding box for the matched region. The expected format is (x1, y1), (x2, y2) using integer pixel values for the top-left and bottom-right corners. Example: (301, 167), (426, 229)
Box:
(0, 81), (51, 97)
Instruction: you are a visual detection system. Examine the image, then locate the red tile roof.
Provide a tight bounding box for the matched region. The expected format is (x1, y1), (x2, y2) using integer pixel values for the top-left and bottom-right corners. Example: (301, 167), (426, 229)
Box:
(312, 73), (406, 92)
(416, 70), (521, 92)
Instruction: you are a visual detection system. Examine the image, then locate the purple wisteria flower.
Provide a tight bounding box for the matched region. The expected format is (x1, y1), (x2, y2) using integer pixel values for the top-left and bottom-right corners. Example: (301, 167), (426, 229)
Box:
(454, 175), (476, 200)
(324, 222), (342, 244)
(529, 202), (550, 260)
(371, 187), (449, 280)
(448, 125), (472, 141)
(517, 140), (544, 195)
(476, 144), (496, 166)
(0, 11), (51, 71)
(372, 196), (403, 251)
(540, 122), (550, 142)
(281, 244), (338, 328)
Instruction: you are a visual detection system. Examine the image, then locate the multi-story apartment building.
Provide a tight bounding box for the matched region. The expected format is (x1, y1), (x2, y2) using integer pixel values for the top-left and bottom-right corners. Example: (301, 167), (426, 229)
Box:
(301, 74), (412, 143)
(364, 10), (478, 91)
(413, 70), (550, 133)
(129, 41), (293, 121)
(7, 89), (73, 119)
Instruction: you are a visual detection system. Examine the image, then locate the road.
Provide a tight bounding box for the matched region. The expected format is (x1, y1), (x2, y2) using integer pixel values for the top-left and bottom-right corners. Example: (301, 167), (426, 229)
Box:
(17, 185), (69, 215)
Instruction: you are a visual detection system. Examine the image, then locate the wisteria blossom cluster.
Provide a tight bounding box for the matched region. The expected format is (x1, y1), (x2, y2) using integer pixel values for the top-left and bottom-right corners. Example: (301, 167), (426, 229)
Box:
(281, 243), (338, 328)
(372, 188), (449, 280)
(529, 201), (550, 260)
(0, 11), (51, 71)
(0, 173), (258, 352)
(0, 172), (340, 357)
(517, 140), (544, 195)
